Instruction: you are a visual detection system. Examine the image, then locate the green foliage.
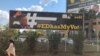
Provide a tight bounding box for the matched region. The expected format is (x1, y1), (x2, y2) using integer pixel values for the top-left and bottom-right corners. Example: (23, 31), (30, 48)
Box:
(48, 32), (61, 54)
(79, 8), (89, 20)
(0, 49), (7, 56)
(79, 8), (96, 20)
(15, 31), (40, 55)
(72, 31), (84, 55)
(15, 40), (28, 55)
(1, 27), (19, 40)
(88, 9), (96, 19)
(0, 26), (20, 55)
(79, 8), (87, 14)
(0, 38), (9, 56)
(25, 31), (39, 53)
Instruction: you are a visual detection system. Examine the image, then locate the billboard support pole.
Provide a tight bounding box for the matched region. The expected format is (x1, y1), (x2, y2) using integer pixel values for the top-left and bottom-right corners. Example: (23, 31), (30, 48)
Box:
(83, 13), (85, 37)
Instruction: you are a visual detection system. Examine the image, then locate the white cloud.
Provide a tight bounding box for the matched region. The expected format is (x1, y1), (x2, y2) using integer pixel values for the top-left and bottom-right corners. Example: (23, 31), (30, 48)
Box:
(39, 0), (58, 6)
(16, 5), (44, 11)
(16, 8), (27, 11)
(0, 10), (9, 19)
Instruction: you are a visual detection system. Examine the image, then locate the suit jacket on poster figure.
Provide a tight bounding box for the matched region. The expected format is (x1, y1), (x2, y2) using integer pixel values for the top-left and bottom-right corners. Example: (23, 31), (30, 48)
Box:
(6, 40), (16, 56)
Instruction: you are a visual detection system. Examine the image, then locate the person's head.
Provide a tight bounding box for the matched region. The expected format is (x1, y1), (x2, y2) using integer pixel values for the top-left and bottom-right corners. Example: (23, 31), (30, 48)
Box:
(20, 15), (28, 27)
(92, 4), (99, 12)
(9, 39), (14, 44)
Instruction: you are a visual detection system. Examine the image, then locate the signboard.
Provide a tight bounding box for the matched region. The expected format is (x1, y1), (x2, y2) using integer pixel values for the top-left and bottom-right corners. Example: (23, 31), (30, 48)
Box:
(67, 0), (99, 9)
(67, 0), (100, 13)
(9, 10), (83, 30)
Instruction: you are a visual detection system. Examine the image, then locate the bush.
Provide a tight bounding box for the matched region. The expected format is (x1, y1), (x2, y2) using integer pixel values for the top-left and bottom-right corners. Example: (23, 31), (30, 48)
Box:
(0, 49), (7, 56)
(48, 32), (61, 54)
(25, 31), (38, 54)
(0, 38), (9, 56)
(72, 31), (84, 55)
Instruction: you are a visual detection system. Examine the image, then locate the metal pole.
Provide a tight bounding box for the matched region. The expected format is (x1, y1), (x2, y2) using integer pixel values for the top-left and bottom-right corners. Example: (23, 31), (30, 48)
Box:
(65, 30), (69, 52)
(65, 38), (67, 52)
(83, 13), (85, 36)
(96, 30), (99, 52)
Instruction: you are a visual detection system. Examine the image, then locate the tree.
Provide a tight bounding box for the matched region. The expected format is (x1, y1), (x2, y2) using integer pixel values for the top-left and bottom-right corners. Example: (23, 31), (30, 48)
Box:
(79, 8), (89, 20)
(72, 30), (84, 55)
(0, 25), (19, 56)
(36, 29), (46, 36)
(0, 25), (18, 56)
(87, 9), (96, 39)
(48, 32), (61, 54)
(25, 31), (39, 53)
(2, 25), (19, 40)
(79, 8), (96, 39)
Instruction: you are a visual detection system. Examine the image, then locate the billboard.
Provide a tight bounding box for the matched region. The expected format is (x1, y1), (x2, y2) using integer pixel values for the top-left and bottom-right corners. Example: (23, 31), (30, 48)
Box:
(67, 0), (99, 9)
(67, 0), (100, 13)
(9, 10), (83, 30)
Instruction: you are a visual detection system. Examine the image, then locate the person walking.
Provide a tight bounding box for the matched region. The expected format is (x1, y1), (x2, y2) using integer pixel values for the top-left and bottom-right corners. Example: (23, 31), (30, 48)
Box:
(6, 40), (16, 56)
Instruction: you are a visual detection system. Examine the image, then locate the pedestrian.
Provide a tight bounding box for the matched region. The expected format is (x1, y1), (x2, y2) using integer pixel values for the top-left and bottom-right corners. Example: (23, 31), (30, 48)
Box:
(6, 40), (16, 56)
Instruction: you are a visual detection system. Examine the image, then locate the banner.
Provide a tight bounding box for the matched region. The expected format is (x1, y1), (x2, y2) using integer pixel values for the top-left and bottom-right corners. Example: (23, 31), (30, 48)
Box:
(9, 10), (83, 30)
(67, 0), (99, 9)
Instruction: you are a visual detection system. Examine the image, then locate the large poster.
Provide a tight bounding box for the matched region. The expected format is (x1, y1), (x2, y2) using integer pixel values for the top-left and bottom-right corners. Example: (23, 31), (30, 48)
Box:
(67, 0), (99, 9)
(67, 0), (100, 13)
(9, 10), (83, 30)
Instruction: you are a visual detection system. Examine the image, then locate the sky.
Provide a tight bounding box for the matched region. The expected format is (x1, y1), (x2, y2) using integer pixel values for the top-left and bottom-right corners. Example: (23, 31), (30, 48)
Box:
(0, 0), (67, 25)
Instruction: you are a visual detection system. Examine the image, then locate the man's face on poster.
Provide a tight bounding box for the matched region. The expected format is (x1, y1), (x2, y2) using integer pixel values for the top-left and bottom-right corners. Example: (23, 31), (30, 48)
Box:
(20, 15), (28, 27)
(92, 5), (99, 12)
